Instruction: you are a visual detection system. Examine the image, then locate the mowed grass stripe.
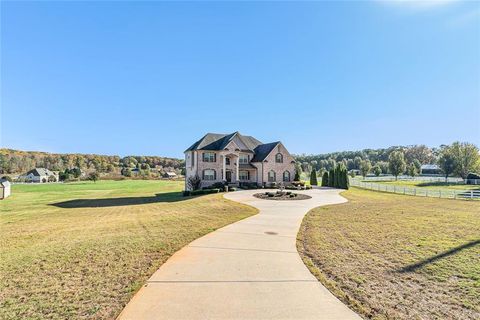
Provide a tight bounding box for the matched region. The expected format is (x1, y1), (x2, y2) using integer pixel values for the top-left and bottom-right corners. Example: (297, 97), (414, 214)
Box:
(297, 187), (480, 320)
(0, 180), (257, 320)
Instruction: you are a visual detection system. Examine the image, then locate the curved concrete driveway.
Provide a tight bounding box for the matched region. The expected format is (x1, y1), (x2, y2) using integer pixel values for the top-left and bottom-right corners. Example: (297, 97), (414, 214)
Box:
(118, 188), (360, 320)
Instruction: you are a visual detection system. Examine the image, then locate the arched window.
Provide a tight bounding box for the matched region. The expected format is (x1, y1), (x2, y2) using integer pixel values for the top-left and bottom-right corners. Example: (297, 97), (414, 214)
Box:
(268, 170), (276, 182)
(275, 153), (283, 163)
(283, 171), (290, 182)
(203, 169), (216, 181)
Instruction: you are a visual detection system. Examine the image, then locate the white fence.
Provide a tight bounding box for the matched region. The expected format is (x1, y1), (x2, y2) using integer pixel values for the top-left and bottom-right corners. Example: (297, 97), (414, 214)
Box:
(360, 176), (480, 185)
(350, 179), (480, 200)
(361, 175), (462, 182)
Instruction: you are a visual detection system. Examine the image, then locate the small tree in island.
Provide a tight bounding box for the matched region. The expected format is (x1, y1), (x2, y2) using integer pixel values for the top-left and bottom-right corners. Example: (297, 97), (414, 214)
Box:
(389, 151), (406, 180)
(310, 168), (318, 186)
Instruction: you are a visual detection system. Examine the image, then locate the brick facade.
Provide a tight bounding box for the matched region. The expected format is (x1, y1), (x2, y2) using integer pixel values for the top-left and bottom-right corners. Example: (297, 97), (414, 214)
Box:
(184, 133), (296, 190)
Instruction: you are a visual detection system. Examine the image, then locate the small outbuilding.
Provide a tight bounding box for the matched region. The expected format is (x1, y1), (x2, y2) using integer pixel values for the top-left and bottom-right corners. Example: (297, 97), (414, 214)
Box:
(420, 164), (441, 175)
(20, 168), (58, 183)
(163, 171), (177, 179)
(0, 179), (11, 200)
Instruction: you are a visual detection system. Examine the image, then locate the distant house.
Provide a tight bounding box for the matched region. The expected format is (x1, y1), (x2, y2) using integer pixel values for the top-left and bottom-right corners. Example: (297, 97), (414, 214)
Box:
(349, 169), (361, 176)
(420, 164), (441, 175)
(20, 168), (58, 183)
(163, 171), (177, 179)
(0, 179), (11, 199)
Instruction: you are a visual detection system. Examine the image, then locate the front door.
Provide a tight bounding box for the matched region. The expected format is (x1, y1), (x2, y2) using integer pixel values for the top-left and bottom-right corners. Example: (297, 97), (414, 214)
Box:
(226, 171), (232, 183)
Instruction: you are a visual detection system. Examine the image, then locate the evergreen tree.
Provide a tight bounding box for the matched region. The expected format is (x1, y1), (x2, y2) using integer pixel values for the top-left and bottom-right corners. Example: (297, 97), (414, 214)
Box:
(345, 168), (350, 189)
(321, 172), (329, 186)
(334, 164), (341, 187)
(294, 169), (301, 181)
(328, 168), (335, 187)
(310, 168), (318, 185)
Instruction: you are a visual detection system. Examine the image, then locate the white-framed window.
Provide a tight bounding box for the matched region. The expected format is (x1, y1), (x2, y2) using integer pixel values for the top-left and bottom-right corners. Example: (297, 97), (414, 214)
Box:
(202, 152), (216, 162)
(203, 169), (216, 181)
(239, 154), (249, 164)
(225, 157), (230, 165)
(268, 170), (276, 182)
(191, 152), (195, 167)
(275, 153), (283, 163)
(283, 170), (290, 182)
(239, 171), (249, 181)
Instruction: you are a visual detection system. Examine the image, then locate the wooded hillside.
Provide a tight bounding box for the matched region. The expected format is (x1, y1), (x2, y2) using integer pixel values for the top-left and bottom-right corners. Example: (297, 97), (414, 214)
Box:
(0, 149), (184, 176)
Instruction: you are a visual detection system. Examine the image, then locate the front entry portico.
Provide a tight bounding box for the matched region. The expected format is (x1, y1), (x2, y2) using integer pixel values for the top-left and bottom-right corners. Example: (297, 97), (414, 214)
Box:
(222, 153), (240, 184)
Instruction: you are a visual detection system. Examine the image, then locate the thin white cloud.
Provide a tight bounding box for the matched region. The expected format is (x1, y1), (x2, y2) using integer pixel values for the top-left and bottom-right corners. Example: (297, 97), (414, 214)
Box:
(376, 0), (459, 10)
(448, 7), (480, 27)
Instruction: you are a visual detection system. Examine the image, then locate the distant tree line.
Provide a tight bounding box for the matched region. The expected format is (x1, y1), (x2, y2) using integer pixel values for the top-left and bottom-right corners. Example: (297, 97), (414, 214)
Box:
(0, 149), (185, 178)
(295, 142), (480, 180)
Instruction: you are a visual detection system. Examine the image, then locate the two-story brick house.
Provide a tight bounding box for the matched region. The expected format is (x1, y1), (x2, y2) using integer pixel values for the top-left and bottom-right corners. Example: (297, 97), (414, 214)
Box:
(184, 132), (296, 190)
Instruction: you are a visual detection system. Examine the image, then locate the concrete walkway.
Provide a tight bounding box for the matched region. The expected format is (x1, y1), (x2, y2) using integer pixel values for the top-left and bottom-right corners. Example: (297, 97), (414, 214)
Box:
(118, 188), (360, 320)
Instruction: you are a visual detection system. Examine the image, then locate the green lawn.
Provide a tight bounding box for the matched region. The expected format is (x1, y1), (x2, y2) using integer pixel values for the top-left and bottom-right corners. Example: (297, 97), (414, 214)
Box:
(361, 179), (480, 191)
(0, 180), (257, 320)
(298, 188), (480, 320)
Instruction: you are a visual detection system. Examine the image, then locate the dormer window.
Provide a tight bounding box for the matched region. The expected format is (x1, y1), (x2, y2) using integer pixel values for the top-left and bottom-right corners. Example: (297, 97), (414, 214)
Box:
(275, 153), (283, 163)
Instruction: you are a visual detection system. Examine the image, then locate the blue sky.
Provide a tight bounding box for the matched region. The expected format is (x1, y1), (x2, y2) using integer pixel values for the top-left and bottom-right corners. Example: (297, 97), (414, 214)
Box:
(1, 1), (479, 158)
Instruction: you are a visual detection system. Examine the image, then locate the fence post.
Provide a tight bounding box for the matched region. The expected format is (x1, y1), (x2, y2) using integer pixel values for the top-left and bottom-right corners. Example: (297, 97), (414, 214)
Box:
(439, 190), (441, 198)
(426, 190), (428, 197)
(403, 187), (406, 195)
(414, 188), (416, 196)
(471, 190), (474, 199)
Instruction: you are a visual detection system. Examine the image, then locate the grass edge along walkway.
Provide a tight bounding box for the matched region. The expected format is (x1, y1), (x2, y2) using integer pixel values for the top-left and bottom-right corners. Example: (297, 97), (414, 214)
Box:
(1, 180), (259, 320)
(297, 187), (480, 320)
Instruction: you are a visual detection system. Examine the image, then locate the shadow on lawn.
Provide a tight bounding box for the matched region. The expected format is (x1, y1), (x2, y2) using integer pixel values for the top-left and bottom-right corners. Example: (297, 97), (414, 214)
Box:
(398, 239), (480, 273)
(51, 192), (190, 208)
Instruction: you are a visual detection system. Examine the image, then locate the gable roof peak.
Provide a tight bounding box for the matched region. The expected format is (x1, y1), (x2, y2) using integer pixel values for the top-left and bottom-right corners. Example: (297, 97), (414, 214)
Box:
(185, 131), (263, 152)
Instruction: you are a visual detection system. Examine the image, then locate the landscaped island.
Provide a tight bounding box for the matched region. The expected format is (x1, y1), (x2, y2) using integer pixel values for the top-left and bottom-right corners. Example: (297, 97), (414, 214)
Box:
(297, 188), (480, 320)
(254, 190), (311, 200)
(0, 180), (258, 320)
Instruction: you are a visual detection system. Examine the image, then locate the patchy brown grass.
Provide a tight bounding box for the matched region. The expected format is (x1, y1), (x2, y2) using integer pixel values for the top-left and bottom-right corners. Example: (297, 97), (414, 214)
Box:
(0, 180), (257, 320)
(297, 187), (480, 320)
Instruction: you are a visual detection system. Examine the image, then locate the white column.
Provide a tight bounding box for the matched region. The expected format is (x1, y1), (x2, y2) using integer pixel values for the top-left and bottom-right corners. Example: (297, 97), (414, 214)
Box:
(222, 155), (226, 182)
(236, 156), (239, 183)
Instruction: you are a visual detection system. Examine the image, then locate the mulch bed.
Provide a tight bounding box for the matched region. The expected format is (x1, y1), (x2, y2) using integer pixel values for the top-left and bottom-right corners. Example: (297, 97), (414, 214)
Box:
(253, 191), (311, 200)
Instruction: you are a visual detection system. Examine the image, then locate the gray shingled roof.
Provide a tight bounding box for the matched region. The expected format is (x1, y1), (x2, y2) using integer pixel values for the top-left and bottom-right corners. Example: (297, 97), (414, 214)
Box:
(26, 168), (55, 176)
(185, 132), (263, 152)
(185, 132), (283, 163)
(251, 142), (280, 162)
(0, 179), (11, 187)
